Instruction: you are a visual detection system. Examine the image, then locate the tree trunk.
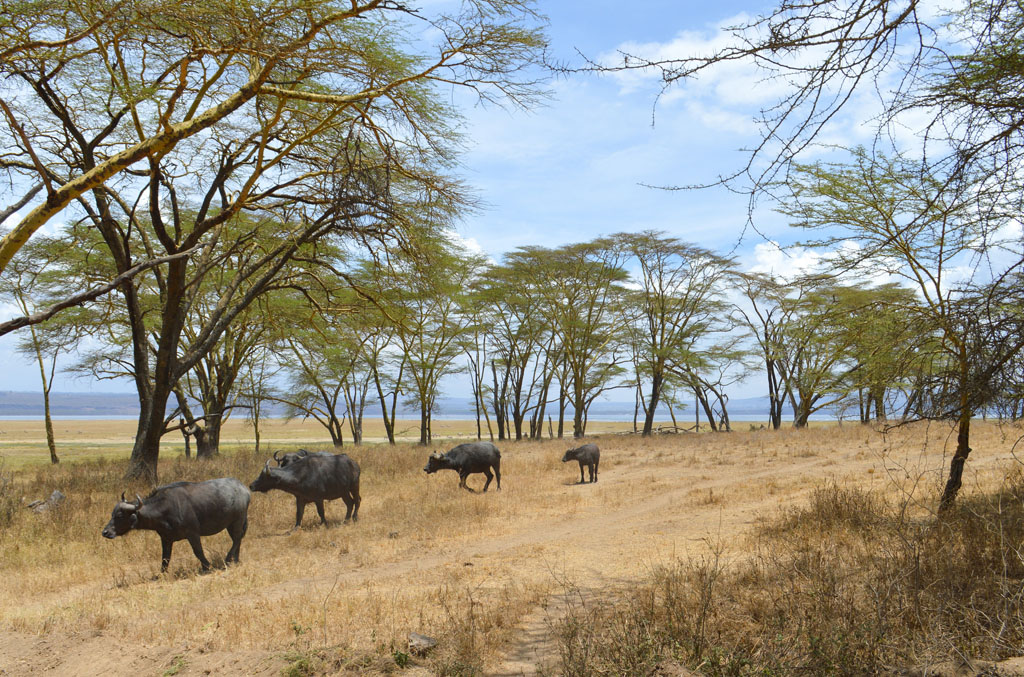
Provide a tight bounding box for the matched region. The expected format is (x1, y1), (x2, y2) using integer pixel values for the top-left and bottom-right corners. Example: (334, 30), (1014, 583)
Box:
(694, 390), (700, 432)
(419, 399), (430, 445)
(642, 370), (663, 437)
(195, 417), (221, 459)
(767, 360), (783, 430)
(872, 387), (886, 421)
(329, 413), (345, 449)
(939, 389), (973, 512)
(572, 390), (585, 438)
(531, 369), (552, 441)
(29, 326), (58, 464)
(42, 392), (58, 464)
(557, 387), (566, 439)
(633, 384), (641, 434)
(793, 407), (810, 428)
(124, 256), (190, 483)
(512, 397), (525, 441)
(125, 385), (172, 483)
(372, 369), (396, 445)
(696, 388), (717, 432)
(491, 361), (506, 441)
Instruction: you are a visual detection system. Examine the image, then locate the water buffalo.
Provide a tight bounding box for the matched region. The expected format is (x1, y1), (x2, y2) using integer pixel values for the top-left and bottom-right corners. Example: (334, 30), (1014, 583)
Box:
(424, 442), (501, 492)
(250, 452), (361, 528)
(273, 448), (332, 468)
(101, 477), (250, 572)
(563, 443), (599, 483)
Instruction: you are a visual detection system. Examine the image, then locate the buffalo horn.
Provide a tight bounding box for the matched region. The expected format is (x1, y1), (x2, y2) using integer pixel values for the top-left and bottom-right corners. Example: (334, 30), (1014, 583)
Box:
(134, 494), (142, 507)
(264, 459), (271, 471)
(273, 450), (281, 462)
(120, 491), (126, 502)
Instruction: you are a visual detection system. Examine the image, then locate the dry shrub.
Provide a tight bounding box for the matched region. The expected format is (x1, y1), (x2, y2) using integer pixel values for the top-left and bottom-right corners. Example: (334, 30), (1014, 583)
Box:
(430, 576), (546, 676)
(550, 478), (1024, 676)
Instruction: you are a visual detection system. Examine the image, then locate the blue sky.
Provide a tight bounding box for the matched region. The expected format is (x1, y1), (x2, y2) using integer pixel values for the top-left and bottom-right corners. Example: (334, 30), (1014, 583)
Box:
(0, 0), (881, 397)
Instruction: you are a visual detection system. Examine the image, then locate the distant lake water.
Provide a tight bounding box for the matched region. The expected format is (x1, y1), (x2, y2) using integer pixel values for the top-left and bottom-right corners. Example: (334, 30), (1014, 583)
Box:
(0, 413), (840, 422)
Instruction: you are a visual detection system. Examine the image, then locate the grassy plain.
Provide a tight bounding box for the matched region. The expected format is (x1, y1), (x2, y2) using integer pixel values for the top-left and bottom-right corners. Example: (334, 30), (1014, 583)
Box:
(0, 418), (1022, 675)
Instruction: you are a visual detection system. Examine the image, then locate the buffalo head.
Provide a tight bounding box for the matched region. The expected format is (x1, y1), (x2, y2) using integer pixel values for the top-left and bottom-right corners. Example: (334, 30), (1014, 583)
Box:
(423, 452), (450, 474)
(273, 449), (310, 468)
(102, 492), (142, 539)
(249, 460), (279, 493)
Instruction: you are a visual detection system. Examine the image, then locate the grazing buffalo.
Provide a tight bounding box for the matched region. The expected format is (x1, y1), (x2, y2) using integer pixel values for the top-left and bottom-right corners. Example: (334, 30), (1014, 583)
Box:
(250, 452), (361, 528)
(424, 442), (501, 492)
(273, 448), (332, 468)
(101, 477), (250, 572)
(562, 443), (599, 483)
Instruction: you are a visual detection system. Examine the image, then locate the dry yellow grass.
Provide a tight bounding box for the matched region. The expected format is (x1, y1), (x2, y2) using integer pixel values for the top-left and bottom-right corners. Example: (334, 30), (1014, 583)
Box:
(0, 417), (668, 468)
(0, 419), (1022, 675)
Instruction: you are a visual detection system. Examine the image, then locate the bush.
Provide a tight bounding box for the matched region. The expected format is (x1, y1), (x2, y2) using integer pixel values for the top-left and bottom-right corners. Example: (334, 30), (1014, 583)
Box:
(550, 480), (1024, 675)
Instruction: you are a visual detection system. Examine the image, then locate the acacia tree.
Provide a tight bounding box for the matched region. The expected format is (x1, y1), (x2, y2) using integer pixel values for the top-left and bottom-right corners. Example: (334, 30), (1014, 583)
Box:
(374, 238), (484, 445)
(839, 282), (926, 423)
(668, 333), (748, 432)
(237, 342), (280, 456)
(782, 149), (1024, 508)
(615, 231), (734, 436)
(277, 327), (355, 449)
(339, 260), (410, 445)
(476, 257), (557, 441)
(0, 238), (84, 463)
(0, 0), (545, 274)
(774, 281), (871, 428)
(1, 0), (546, 482)
(508, 241), (629, 438)
(733, 273), (791, 429)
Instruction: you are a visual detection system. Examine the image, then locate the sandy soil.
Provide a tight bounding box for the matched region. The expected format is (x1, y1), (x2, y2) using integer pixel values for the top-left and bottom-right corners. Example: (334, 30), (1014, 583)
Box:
(1, 420), (1020, 676)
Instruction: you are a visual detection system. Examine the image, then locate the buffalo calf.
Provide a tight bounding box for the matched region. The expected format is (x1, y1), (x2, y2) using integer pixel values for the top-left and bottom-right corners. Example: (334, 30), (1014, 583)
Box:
(101, 477), (250, 572)
(424, 442), (501, 492)
(562, 444), (599, 483)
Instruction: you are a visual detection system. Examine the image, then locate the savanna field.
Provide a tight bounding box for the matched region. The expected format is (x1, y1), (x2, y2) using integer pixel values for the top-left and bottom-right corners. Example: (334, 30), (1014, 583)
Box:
(1, 419), (1024, 676)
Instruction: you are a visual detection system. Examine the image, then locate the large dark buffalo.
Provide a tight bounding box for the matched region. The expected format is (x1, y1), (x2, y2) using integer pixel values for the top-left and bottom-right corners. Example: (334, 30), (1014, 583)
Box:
(562, 443), (599, 483)
(250, 452), (361, 528)
(101, 477), (250, 572)
(424, 442), (501, 492)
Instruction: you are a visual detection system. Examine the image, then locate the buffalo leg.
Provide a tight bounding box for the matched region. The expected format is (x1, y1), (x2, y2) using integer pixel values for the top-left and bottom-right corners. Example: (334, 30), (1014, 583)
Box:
(594, 460), (598, 482)
(459, 472), (473, 492)
(578, 461), (585, 484)
(293, 500), (308, 529)
(186, 534), (211, 571)
(315, 500), (327, 526)
(342, 495), (354, 523)
(481, 468), (493, 492)
(350, 478), (361, 521)
(226, 516), (247, 563)
(160, 536), (174, 572)
(494, 462), (501, 490)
